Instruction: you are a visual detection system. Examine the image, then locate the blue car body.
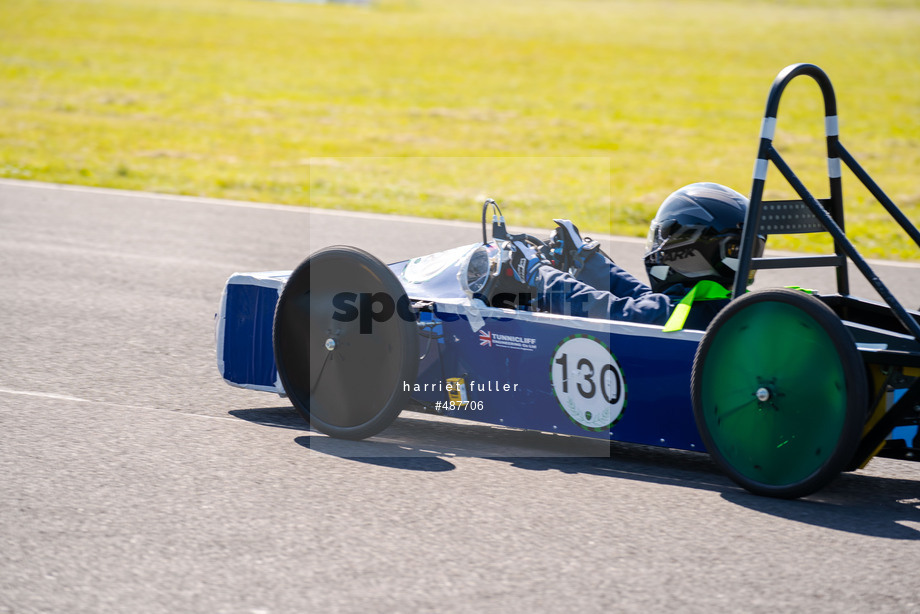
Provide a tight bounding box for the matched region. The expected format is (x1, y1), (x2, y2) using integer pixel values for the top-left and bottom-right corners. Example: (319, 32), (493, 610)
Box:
(216, 242), (917, 453)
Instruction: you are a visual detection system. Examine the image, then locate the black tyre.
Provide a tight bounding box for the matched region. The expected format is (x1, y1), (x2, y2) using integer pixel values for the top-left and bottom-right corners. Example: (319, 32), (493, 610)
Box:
(273, 246), (419, 440)
(691, 288), (867, 498)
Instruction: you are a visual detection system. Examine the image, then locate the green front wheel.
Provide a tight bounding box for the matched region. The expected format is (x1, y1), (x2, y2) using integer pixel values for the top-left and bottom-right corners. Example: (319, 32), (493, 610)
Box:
(691, 289), (867, 498)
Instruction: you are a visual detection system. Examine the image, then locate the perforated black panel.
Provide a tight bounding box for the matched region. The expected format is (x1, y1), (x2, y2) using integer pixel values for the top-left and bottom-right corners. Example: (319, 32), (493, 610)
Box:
(759, 199), (830, 235)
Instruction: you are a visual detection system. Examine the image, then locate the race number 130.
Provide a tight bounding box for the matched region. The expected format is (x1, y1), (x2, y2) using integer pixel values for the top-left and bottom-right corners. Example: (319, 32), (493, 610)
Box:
(551, 335), (626, 431)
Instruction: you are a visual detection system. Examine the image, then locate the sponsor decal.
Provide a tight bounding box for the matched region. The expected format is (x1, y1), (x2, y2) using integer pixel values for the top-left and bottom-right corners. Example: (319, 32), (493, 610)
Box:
(478, 330), (536, 352)
(446, 377), (469, 407)
(550, 334), (627, 432)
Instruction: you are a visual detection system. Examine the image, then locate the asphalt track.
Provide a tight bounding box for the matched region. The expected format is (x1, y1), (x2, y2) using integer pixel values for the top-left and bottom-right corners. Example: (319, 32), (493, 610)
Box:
(1, 178), (919, 614)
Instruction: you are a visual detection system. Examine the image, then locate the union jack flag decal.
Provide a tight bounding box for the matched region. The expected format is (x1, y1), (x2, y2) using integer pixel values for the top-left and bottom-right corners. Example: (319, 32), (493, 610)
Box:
(479, 330), (492, 347)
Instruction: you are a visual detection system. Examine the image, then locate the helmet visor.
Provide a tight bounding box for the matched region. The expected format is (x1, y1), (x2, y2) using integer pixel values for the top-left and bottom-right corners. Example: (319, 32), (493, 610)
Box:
(648, 225), (766, 282)
(646, 219), (703, 255)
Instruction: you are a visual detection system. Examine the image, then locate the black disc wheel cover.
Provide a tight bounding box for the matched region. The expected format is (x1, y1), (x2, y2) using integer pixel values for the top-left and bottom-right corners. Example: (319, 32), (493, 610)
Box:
(273, 246), (419, 440)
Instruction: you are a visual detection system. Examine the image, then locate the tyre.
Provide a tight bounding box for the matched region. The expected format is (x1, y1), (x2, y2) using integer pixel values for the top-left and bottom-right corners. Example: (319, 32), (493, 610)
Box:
(273, 246), (419, 440)
(691, 288), (867, 498)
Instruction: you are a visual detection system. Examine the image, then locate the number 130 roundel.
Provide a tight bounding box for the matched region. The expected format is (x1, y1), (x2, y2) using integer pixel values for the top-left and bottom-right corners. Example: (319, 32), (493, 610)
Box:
(551, 335), (627, 432)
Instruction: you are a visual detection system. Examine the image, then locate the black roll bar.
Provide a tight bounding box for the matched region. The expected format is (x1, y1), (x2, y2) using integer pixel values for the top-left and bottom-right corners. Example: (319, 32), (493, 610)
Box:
(733, 63), (920, 342)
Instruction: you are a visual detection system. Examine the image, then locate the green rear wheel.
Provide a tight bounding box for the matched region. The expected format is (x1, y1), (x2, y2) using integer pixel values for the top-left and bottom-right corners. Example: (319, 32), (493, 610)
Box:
(691, 289), (867, 498)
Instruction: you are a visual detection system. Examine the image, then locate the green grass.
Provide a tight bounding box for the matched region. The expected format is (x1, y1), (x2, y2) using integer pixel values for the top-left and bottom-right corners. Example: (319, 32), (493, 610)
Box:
(1, 0), (918, 258)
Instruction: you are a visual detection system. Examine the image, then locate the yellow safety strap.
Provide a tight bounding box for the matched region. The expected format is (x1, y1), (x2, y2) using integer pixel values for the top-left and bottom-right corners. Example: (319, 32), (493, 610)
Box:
(662, 283), (817, 333)
(662, 280), (731, 333)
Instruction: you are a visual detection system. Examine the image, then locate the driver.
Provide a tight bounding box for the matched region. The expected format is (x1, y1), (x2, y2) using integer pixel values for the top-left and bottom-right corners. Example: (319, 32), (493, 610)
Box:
(505, 183), (764, 327)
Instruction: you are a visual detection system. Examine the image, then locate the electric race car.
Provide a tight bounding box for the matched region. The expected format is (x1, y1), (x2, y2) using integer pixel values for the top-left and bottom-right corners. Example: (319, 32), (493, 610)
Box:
(216, 64), (920, 499)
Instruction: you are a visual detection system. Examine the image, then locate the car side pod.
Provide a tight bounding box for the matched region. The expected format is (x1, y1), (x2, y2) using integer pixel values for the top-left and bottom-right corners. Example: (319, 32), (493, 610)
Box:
(273, 245), (419, 440)
(690, 289), (868, 499)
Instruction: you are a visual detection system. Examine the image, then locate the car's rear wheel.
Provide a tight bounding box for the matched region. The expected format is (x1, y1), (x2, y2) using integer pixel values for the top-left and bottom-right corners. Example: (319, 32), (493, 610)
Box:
(691, 288), (867, 498)
(273, 246), (419, 440)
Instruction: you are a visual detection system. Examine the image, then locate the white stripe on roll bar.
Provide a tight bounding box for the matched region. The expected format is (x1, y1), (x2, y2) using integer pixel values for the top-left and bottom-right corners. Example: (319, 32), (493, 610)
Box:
(827, 157), (842, 178)
(825, 115), (839, 137)
(753, 158), (769, 181)
(760, 117), (776, 141)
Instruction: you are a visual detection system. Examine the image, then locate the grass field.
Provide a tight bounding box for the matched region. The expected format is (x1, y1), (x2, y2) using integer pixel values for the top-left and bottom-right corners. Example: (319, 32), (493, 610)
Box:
(1, 0), (918, 258)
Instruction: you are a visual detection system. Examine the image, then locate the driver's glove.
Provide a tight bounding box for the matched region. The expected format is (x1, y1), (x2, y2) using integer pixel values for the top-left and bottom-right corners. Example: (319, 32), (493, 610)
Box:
(506, 240), (548, 286)
(550, 219), (601, 275)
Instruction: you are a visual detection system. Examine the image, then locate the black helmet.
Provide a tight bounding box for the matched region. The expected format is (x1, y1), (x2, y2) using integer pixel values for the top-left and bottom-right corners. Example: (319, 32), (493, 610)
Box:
(643, 183), (765, 293)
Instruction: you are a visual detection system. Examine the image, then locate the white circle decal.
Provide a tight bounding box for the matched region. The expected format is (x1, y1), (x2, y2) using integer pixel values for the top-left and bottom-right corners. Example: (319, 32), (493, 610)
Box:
(550, 335), (626, 431)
